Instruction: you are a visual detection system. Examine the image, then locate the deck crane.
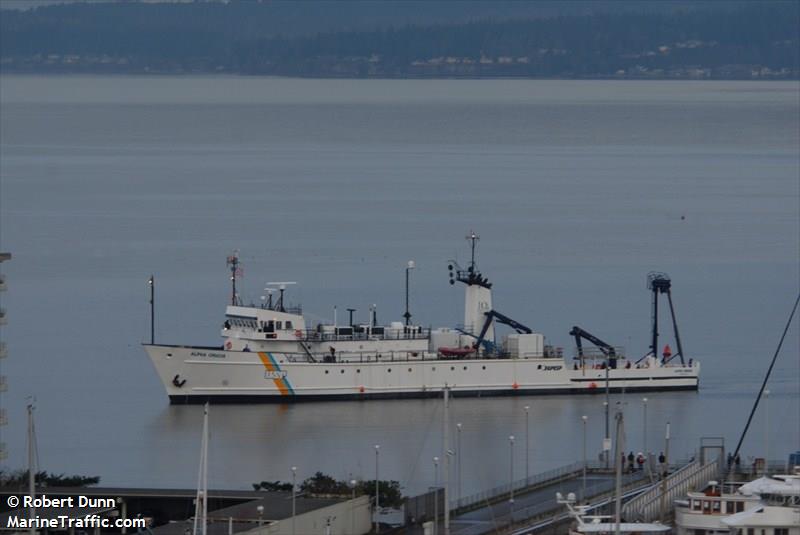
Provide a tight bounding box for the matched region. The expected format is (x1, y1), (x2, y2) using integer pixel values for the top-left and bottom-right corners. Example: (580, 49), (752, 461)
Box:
(646, 272), (685, 365)
(471, 310), (532, 353)
(569, 326), (618, 368)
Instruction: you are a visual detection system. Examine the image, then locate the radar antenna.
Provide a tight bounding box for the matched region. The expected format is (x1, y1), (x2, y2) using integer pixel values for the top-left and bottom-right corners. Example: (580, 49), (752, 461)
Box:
(448, 231), (491, 289)
(226, 251), (243, 306)
(260, 287), (276, 309)
(266, 282), (297, 312)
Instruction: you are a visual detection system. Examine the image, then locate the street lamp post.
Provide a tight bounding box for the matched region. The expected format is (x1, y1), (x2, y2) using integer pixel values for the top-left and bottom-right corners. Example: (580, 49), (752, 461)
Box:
(456, 423), (462, 506)
(374, 445), (380, 535)
(642, 398), (648, 456)
(291, 467), (297, 535)
(404, 260), (415, 326)
(603, 400), (610, 469)
(764, 389), (770, 475)
(582, 415), (588, 500)
(524, 406), (530, 484)
(433, 456), (440, 535)
(350, 479), (357, 535)
(509, 435), (515, 518)
(148, 275), (155, 344)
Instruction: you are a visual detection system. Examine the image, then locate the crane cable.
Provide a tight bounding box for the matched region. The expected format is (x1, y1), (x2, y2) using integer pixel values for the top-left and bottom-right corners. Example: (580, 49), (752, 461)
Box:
(730, 292), (800, 465)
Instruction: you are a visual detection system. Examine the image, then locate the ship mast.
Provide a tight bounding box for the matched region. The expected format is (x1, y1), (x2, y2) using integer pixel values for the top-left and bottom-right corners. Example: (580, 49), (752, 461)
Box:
(467, 231), (478, 271)
(226, 251), (242, 306)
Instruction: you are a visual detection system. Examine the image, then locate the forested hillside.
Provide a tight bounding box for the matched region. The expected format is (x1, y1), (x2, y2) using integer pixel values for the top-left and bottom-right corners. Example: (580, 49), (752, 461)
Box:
(1, 0), (797, 78)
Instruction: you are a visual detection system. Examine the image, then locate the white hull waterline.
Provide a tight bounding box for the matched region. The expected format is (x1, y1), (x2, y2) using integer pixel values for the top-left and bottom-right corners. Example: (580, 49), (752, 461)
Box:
(144, 235), (700, 403)
(145, 344), (699, 403)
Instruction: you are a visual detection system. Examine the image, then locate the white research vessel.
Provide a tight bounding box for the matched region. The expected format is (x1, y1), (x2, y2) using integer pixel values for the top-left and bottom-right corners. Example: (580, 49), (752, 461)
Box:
(144, 234), (700, 403)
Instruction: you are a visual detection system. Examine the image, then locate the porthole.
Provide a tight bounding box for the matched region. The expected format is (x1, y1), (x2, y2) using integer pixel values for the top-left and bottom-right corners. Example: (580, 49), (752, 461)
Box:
(357, 369), (361, 373)
(388, 368), (392, 373)
(325, 370), (329, 374)
(340, 369), (345, 374)
(463, 366), (468, 370)
(537, 365), (542, 370)
(408, 368), (412, 372)
(451, 366), (455, 371)
(482, 366), (486, 370)
(432, 367), (436, 371)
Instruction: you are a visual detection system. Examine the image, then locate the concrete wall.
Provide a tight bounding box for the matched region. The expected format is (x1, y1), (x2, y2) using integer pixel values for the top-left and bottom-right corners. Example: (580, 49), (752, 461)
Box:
(252, 496), (372, 535)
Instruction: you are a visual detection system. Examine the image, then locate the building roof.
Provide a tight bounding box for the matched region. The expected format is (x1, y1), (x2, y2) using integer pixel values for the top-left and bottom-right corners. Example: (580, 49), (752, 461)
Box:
(147, 493), (346, 535)
(207, 493), (343, 522)
(722, 505), (800, 527)
(738, 475), (800, 497)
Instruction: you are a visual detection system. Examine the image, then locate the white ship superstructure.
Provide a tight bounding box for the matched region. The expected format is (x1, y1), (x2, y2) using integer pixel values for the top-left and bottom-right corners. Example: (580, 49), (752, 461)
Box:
(144, 234), (700, 403)
(674, 474), (800, 535)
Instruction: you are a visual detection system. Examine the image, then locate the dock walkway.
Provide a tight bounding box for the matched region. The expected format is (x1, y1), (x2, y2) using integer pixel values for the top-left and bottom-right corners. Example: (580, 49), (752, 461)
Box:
(404, 462), (654, 535)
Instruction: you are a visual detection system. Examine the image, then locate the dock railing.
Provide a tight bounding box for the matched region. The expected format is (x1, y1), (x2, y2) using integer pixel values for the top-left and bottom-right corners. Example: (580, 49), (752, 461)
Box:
(452, 461), (601, 512)
(622, 459), (719, 522)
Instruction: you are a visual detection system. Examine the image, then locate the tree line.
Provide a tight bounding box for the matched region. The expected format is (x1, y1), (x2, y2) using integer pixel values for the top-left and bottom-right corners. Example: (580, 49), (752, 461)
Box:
(1, 1), (797, 78)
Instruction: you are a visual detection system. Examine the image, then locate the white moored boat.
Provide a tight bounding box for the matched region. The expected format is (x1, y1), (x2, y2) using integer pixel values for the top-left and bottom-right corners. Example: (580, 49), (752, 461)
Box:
(144, 234), (700, 403)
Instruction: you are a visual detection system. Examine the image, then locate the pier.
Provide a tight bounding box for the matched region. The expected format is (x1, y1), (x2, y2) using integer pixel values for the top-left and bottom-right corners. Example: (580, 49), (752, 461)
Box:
(403, 461), (656, 534)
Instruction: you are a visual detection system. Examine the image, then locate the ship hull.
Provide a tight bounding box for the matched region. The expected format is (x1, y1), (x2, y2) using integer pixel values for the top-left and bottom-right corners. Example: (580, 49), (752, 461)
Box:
(145, 344), (700, 404)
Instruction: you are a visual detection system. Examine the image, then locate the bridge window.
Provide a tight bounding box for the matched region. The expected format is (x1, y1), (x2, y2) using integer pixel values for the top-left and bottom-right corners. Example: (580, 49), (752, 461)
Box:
(286, 321), (293, 330)
(276, 321), (283, 330)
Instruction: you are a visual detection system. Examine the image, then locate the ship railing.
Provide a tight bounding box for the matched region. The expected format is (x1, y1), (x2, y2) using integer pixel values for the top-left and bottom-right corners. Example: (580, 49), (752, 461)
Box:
(253, 303), (303, 315)
(572, 347), (627, 360)
(300, 327), (432, 342)
(283, 350), (438, 364)
(282, 349), (571, 363)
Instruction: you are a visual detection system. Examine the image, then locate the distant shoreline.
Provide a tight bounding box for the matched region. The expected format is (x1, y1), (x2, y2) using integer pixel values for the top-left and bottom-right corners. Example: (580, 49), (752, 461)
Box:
(2, 69), (797, 81)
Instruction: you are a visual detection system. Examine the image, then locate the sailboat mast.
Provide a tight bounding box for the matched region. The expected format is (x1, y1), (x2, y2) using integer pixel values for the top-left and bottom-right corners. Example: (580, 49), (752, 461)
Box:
(27, 403), (36, 535)
(193, 403), (209, 535)
(443, 386), (450, 535)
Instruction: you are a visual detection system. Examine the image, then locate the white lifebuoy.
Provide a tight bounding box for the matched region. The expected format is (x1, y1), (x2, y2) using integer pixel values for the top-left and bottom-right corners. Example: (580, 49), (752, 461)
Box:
(295, 330), (303, 339)
(225, 340), (232, 350)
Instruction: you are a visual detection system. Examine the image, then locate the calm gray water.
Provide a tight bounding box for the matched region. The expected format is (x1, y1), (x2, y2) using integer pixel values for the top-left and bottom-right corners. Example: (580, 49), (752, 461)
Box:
(0, 76), (798, 496)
